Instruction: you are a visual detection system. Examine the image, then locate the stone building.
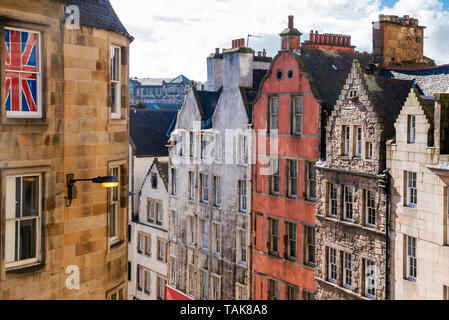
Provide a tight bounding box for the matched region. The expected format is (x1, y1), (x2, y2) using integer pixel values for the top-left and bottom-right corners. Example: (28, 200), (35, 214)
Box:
(0, 0), (132, 299)
(128, 158), (169, 300)
(128, 110), (177, 300)
(372, 15), (434, 68)
(129, 75), (190, 105)
(166, 40), (270, 300)
(314, 61), (412, 300)
(387, 91), (449, 299)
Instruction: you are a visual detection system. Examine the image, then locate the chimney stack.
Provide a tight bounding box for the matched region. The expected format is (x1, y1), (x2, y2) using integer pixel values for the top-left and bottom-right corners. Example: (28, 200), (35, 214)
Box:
(263, 49), (266, 57)
(288, 15), (294, 28)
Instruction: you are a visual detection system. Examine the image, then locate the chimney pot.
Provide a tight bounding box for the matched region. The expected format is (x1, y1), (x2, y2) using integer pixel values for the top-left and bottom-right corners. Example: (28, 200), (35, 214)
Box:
(215, 48), (220, 54)
(240, 38), (245, 48)
(288, 15), (294, 28)
(263, 49), (266, 57)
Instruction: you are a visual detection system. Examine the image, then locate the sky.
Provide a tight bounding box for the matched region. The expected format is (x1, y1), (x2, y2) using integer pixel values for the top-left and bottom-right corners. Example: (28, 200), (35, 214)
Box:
(110, 0), (449, 82)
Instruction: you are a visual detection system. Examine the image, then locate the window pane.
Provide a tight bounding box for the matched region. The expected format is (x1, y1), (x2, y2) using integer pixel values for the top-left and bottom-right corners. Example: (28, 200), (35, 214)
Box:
(22, 176), (39, 217)
(20, 218), (37, 260)
(110, 204), (117, 237)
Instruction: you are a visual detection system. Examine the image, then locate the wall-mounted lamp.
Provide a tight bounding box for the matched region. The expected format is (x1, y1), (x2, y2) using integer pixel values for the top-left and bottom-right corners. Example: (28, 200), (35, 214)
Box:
(66, 173), (119, 207)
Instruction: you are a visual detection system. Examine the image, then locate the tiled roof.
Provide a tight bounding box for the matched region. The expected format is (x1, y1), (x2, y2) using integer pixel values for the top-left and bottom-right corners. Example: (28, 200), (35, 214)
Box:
(299, 48), (373, 110)
(377, 65), (449, 96)
(129, 110), (178, 157)
(64, 0), (133, 40)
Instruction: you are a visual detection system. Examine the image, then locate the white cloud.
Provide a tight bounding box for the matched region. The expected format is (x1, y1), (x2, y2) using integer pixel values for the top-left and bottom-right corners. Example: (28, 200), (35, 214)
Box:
(110, 0), (449, 81)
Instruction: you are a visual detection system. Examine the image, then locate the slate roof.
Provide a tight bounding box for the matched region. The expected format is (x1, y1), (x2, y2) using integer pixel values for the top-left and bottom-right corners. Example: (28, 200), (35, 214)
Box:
(134, 75), (190, 86)
(64, 0), (133, 40)
(169, 75), (191, 84)
(362, 74), (413, 139)
(241, 69), (269, 122)
(299, 48), (373, 110)
(377, 65), (449, 96)
(140, 103), (182, 112)
(129, 110), (178, 157)
(192, 88), (221, 129)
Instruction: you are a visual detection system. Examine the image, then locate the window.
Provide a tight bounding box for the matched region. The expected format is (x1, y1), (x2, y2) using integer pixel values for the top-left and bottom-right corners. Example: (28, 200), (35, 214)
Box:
(239, 180), (247, 212)
(189, 131), (195, 158)
(5, 174), (42, 266)
(344, 186), (354, 221)
(109, 166), (120, 243)
(213, 223), (221, 255)
(128, 225), (131, 243)
(179, 130), (187, 157)
(171, 168), (177, 195)
(238, 230), (247, 265)
(406, 171), (417, 207)
(286, 285), (299, 300)
(329, 183), (338, 218)
(354, 126), (362, 157)
(214, 176), (221, 207)
(269, 159), (280, 195)
(303, 291), (315, 300)
(342, 125), (350, 156)
(267, 279), (279, 300)
(201, 219), (208, 250)
(151, 173), (157, 189)
(285, 222), (297, 261)
(189, 171), (195, 200)
(187, 264), (194, 295)
(446, 188), (449, 245)
(128, 261), (131, 281)
(148, 200), (155, 222)
(188, 216), (195, 245)
(200, 173), (208, 204)
(169, 257), (176, 285)
(157, 239), (166, 262)
(286, 160), (297, 198)
(269, 97), (279, 131)
(5, 28), (42, 118)
(328, 248), (337, 283)
(157, 277), (166, 300)
(236, 283), (247, 300)
(211, 275), (221, 300)
(169, 211), (176, 240)
(364, 259), (376, 299)
(144, 269), (151, 294)
(306, 162), (316, 200)
(406, 235), (417, 281)
(145, 234), (151, 256)
(366, 190), (376, 228)
(239, 134), (248, 164)
(137, 233), (143, 254)
(156, 202), (163, 225)
(268, 218), (279, 255)
(137, 265), (143, 291)
(108, 289), (123, 300)
(215, 133), (222, 161)
(408, 115), (416, 144)
(292, 96), (303, 135)
(366, 142), (373, 159)
(110, 45), (121, 119)
(200, 270), (208, 299)
(343, 252), (352, 289)
(444, 285), (449, 300)
(304, 226), (315, 266)
(201, 133), (208, 159)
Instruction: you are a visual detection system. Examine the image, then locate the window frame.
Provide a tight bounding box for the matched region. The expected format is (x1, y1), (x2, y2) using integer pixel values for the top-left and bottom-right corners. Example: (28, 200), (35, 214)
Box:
(4, 173), (43, 268)
(364, 259), (376, 299)
(286, 160), (297, 198)
(110, 45), (122, 120)
(366, 190), (376, 228)
(406, 235), (417, 281)
(211, 274), (221, 300)
(343, 186), (354, 222)
(239, 180), (247, 213)
(4, 27), (43, 119)
(305, 161), (316, 200)
(188, 171), (195, 201)
(268, 96), (279, 131)
(214, 176), (221, 207)
(268, 218), (279, 256)
(342, 125), (350, 156)
(328, 247), (337, 283)
(200, 173), (209, 204)
(354, 126), (362, 158)
(171, 168), (177, 196)
(213, 222), (221, 256)
(329, 183), (338, 218)
(109, 166), (120, 244)
(304, 225), (315, 266)
(269, 158), (280, 196)
(406, 171), (417, 207)
(144, 234), (151, 257)
(200, 219), (209, 250)
(408, 115), (416, 144)
(291, 96), (303, 135)
(343, 252), (352, 289)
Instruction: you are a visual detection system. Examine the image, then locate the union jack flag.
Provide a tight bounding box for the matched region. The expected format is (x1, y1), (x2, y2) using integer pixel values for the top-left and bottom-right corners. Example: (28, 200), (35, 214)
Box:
(5, 29), (39, 112)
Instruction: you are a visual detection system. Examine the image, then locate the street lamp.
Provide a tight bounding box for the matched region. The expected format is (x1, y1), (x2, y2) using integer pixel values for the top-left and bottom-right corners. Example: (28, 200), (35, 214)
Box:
(66, 173), (119, 207)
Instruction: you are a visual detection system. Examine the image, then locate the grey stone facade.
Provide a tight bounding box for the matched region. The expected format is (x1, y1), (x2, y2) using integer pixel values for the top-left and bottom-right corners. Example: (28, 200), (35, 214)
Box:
(129, 75), (190, 105)
(315, 61), (412, 300)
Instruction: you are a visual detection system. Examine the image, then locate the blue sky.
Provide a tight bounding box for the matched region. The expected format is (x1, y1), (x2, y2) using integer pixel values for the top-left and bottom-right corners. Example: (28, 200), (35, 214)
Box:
(111, 0), (449, 81)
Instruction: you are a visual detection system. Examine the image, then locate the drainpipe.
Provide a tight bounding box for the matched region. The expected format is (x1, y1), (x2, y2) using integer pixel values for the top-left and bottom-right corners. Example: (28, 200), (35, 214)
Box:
(378, 169), (391, 300)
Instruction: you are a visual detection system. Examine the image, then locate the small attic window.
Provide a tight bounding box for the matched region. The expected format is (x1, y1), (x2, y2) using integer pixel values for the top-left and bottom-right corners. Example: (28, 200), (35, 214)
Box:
(287, 69), (294, 79)
(151, 173), (158, 189)
(349, 89), (358, 99)
(276, 69), (283, 81)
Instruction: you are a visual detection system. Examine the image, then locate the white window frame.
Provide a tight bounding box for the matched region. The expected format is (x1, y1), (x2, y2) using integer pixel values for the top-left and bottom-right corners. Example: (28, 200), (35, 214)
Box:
(5, 173), (42, 268)
(287, 160), (297, 198)
(201, 219), (208, 250)
(137, 233), (144, 253)
(365, 259), (376, 299)
(214, 176), (221, 207)
(211, 274), (221, 300)
(269, 96), (279, 131)
(355, 126), (362, 157)
(292, 96), (303, 135)
(406, 235), (417, 281)
(188, 216), (195, 245)
(270, 158), (280, 195)
(344, 186), (354, 222)
(109, 166), (120, 244)
(200, 173), (208, 204)
(213, 222), (221, 255)
(408, 115), (416, 144)
(239, 180), (247, 212)
(200, 269), (208, 300)
(189, 171), (195, 200)
(329, 183), (338, 218)
(366, 190), (376, 228)
(201, 133), (208, 159)
(328, 248), (337, 283)
(343, 252), (352, 289)
(366, 141), (373, 159)
(169, 210), (177, 240)
(144, 269), (151, 294)
(406, 171), (417, 207)
(238, 229), (247, 266)
(110, 45), (121, 119)
(5, 27), (42, 119)
(342, 125), (350, 156)
(189, 131), (196, 158)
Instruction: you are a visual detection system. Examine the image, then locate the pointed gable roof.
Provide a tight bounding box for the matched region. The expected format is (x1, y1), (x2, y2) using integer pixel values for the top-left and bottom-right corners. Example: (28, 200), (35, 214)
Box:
(138, 158), (169, 193)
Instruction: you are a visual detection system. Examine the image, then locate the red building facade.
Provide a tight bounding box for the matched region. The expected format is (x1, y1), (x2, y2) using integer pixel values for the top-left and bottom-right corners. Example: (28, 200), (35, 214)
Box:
(251, 17), (320, 300)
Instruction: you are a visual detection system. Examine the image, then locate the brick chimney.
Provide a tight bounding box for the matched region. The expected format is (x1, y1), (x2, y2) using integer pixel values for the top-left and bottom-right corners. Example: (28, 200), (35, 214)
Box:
(301, 30), (355, 53)
(279, 15), (302, 51)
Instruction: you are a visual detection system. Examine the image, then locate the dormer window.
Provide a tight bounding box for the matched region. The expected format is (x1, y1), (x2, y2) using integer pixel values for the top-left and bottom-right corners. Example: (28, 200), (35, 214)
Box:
(349, 89), (358, 99)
